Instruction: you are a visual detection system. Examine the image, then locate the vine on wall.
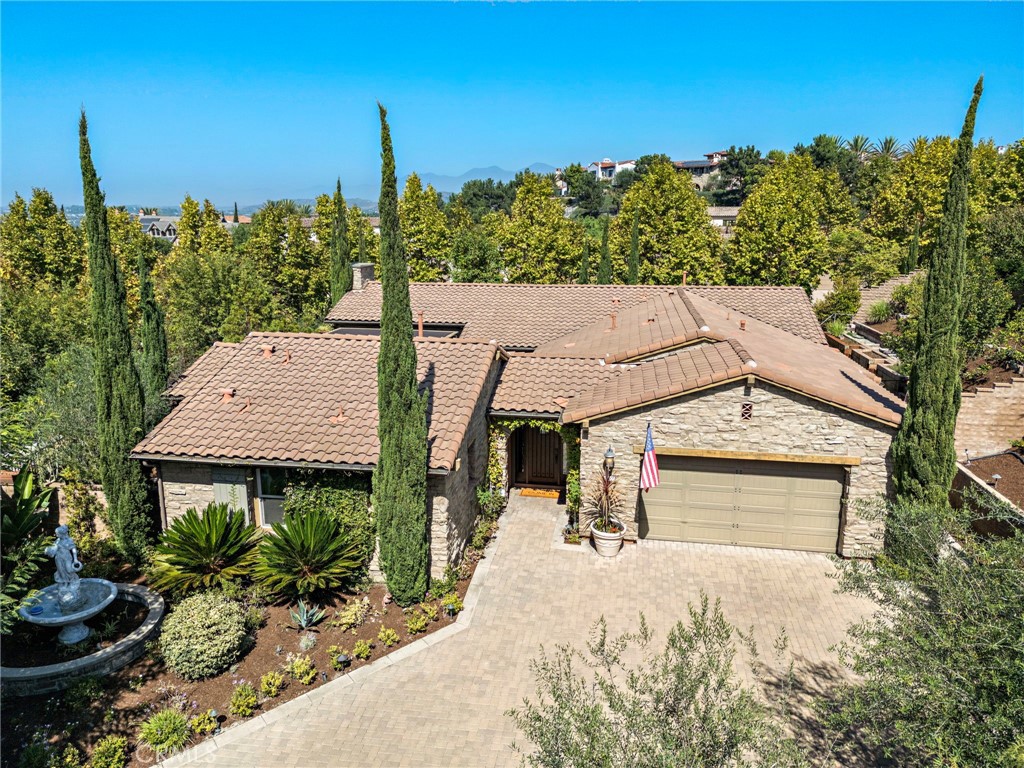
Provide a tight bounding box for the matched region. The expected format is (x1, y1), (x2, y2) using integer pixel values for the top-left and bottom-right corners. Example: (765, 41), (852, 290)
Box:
(487, 418), (581, 522)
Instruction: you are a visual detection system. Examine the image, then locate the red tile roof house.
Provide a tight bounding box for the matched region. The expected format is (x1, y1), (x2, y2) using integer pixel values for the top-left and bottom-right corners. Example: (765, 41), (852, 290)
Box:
(135, 264), (903, 579)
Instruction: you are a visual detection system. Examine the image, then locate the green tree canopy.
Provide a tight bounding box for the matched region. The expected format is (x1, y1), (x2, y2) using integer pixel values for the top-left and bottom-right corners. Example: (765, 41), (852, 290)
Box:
(608, 161), (724, 285)
(399, 172), (450, 282)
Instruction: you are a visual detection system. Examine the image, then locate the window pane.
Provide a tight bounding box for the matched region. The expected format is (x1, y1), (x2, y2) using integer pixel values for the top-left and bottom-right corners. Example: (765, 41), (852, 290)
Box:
(258, 468), (288, 497)
(261, 497), (286, 527)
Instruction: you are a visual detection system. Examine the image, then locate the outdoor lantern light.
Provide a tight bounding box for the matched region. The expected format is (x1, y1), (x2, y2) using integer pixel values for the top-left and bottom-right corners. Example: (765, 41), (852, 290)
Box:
(336, 653), (351, 669)
(603, 446), (615, 476)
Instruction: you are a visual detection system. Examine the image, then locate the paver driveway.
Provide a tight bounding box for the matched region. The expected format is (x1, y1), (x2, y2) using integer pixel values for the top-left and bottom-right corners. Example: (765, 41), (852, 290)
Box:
(169, 492), (874, 767)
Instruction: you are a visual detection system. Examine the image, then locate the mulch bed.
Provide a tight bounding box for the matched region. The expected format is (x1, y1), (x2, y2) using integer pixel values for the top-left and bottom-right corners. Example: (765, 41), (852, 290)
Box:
(864, 318), (899, 335)
(0, 556), (480, 768)
(963, 356), (1020, 392)
(965, 451), (1024, 511)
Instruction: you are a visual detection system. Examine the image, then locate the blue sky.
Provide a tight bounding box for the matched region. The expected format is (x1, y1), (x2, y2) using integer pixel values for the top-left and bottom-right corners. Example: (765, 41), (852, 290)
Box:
(2, 1), (1022, 208)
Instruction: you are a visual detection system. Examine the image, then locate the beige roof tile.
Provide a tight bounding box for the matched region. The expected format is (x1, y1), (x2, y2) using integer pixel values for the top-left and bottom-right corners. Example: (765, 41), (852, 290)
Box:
(490, 355), (627, 417)
(686, 285), (826, 343)
(853, 271), (922, 323)
(135, 333), (499, 471)
(165, 342), (241, 400)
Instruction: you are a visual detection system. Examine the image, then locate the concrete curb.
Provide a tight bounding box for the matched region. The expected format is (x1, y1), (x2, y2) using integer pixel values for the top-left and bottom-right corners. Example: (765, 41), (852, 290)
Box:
(161, 512), (508, 767)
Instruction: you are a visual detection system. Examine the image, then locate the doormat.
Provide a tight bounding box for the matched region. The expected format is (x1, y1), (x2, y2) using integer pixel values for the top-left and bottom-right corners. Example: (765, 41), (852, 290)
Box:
(520, 488), (561, 499)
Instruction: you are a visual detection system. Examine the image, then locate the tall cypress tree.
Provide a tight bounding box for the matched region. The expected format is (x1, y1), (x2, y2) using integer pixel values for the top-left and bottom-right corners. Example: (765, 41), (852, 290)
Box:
(901, 217), (921, 274)
(628, 211), (640, 284)
(329, 178), (352, 304)
(890, 77), (983, 507)
(372, 104), (429, 606)
(232, 202), (239, 224)
(578, 239), (590, 284)
(597, 217), (612, 284)
(79, 111), (151, 560)
(138, 250), (169, 429)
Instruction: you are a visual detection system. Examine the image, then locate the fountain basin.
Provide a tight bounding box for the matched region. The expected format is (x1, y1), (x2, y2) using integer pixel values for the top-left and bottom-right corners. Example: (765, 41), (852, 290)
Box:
(19, 578), (118, 644)
(1, 583), (164, 696)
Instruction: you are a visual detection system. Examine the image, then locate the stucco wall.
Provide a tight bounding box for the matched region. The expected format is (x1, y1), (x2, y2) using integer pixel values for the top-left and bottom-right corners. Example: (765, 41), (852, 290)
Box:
(160, 463), (217, 523)
(579, 380), (895, 557)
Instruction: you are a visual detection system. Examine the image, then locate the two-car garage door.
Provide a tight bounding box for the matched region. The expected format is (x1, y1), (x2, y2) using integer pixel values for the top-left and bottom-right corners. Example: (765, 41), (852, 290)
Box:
(638, 457), (845, 553)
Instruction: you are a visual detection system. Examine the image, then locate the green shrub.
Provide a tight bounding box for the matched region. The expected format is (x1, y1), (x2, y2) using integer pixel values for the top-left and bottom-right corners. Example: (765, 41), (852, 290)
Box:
(63, 676), (103, 711)
(283, 470), (373, 565)
(260, 671), (285, 698)
(377, 626), (400, 647)
(420, 603), (438, 622)
(824, 319), (848, 338)
(255, 508), (363, 597)
(138, 709), (191, 756)
(866, 301), (894, 324)
(54, 746), (83, 768)
(326, 645), (350, 670)
(149, 503), (261, 594)
(88, 735), (128, 768)
(429, 564), (461, 599)
(189, 709), (218, 735)
(330, 597), (370, 631)
(229, 682), (259, 718)
(405, 611), (429, 634)
(243, 606), (265, 634)
(475, 485), (505, 521)
(353, 639), (373, 660)
(441, 593), (464, 616)
(284, 654), (318, 685)
(160, 592), (248, 680)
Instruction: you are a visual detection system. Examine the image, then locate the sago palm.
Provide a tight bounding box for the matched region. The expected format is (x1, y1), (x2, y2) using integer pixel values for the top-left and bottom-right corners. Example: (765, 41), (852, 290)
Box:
(255, 509), (363, 598)
(149, 503), (261, 594)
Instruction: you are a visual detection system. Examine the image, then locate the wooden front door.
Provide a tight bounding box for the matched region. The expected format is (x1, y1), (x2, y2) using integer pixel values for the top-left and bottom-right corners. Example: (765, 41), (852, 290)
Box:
(513, 427), (564, 488)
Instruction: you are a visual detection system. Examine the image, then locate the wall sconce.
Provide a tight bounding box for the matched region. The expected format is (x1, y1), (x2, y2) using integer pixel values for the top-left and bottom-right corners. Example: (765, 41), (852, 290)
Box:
(603, 446), (615, 477)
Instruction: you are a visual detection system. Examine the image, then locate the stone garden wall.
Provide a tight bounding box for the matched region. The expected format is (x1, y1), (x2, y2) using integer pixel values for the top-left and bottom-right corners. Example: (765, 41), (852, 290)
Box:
(159, 463), (217, 523)
(580, 380), (896, 557)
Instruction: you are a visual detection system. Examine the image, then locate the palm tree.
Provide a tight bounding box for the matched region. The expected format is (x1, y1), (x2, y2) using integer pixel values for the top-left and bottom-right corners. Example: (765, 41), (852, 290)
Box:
(846, 135), (875, 160)
(296, 203), (313, 216)
(875, 136), (904, 159)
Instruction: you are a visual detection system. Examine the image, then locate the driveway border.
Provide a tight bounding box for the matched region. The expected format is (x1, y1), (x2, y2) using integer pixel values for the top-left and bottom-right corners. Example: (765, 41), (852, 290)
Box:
(160, 519), (507, 767)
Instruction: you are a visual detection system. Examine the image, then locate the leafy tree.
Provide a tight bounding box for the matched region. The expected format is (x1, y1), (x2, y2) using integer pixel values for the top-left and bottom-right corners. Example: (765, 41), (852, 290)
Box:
(826, 226), (900, 286)
(450, 177), (515, 221)
(825, 499), (1024, 766)
(372, 104), (429, 606)
(508, 598), (806, 768)
(138, 251), (169, 429)
(610, 167), (637, 196)
(727, 154), (833, 292)
(328, 179), (352, 303)
(983, 205), (1024, 303)
(494, 172), (586, 284)
(634, 153), (672, 178)
(399, 172), (450, 282)
(794, 134), (859, 193)
(813, 272), (861, 326)
(900, 219), (921, 274)
(219, 259), (285, 342)
(596, 217), (612, 284)
(79, 111), (151, 561)
(989, 139), (1024, 207)
(608, 161), (724, 285)
(561, 163), (606, 217)
(155, 196), (237, 372)
(890, 77), (982, 506)
(347, 205), (379, 264)
(451, 227), (501, 283)
(704, 145), (770, 205)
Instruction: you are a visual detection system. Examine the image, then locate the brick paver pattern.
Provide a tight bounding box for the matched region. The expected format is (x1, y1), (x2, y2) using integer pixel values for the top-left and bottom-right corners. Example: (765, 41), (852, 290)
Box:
(184, 492), (873, 767)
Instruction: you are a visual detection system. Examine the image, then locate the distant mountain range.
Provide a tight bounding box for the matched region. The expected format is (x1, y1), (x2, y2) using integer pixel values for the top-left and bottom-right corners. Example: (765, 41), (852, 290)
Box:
(58, 163), (556, 218)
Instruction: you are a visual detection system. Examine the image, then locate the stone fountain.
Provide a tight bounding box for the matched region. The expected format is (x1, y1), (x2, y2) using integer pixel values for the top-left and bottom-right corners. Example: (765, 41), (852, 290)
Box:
(18, 525), (118, 644)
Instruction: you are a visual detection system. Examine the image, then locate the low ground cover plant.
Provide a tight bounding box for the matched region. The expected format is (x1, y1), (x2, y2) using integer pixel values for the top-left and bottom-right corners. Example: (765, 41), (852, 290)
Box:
(229, 682), (259, 718)
(138, 709), (191, 757)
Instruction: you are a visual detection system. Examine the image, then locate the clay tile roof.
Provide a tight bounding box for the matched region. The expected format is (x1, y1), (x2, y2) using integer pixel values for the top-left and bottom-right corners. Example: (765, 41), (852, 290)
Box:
(853, 271), (922, 323)
(686, 285), (826, 343)
(326, 282), (677, 349)
(165, 342), (242, 400)
(490, 355), (626, 417)
(134, 333), (499, 471)
(560, 293), (903, 426)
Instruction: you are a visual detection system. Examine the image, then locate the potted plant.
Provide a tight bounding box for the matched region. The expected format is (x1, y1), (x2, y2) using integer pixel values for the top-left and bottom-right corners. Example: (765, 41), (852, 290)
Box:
(584, 450), (626, 557)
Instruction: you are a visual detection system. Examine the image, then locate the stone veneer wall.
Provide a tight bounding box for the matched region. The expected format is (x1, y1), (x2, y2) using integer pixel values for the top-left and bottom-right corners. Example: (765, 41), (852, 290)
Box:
(580, 381), (896, 557)
(426, 357), (501, 578)
(160, 463), (217, 523)
(955, 378), (1024, 458)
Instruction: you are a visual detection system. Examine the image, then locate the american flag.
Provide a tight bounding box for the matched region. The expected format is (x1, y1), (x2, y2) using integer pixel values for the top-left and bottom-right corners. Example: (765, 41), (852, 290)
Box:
(640, 422), (660, 492)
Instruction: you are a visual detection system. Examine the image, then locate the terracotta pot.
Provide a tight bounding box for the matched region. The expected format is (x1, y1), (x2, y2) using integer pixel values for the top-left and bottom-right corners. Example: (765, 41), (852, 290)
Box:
(590, 520), (624, 557)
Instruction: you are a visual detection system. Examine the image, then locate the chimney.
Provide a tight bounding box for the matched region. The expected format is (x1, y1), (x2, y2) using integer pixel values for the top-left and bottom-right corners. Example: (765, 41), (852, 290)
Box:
(682, 270), (688, 287)
(220, 387), (235, 403)
(261, 344), (275, 359)
(739, 320), (746, 331)
(351, 263), (376, 291)
(416, 311), (424, 338)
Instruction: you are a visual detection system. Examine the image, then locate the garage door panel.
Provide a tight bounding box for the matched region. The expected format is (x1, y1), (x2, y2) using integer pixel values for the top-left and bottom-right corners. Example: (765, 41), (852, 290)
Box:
(638, 456), (843, 553)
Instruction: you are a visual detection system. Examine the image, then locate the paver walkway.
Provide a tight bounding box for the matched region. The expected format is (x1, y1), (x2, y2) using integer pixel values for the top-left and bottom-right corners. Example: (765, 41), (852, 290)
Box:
(170, 492), (874, 767)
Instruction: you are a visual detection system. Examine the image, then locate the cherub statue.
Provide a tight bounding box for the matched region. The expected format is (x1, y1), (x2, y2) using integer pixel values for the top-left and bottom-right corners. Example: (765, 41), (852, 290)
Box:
(45, 525), (84, 610)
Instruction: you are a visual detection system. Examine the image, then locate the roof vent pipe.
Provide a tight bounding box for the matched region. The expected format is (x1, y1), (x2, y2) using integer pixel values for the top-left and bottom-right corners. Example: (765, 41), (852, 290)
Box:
(610, 311), (618, 330)
(221, 388), (235, 403)
(261, 344), (275, 358)
(739, 320), (746, 331)
(682, 270), (688, 287)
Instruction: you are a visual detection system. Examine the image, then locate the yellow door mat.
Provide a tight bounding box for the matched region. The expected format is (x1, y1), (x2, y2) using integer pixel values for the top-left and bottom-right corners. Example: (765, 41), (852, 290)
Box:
(520, 488), (561, 499)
